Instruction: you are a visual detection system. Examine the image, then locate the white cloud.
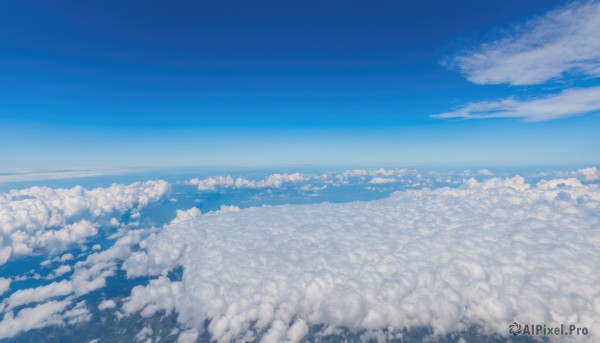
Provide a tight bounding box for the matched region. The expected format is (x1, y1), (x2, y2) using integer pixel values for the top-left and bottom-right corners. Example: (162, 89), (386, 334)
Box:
(368, 177), (397, 184)
(0, 180), (169, 264)
(184, 168), (426, 191)
(0, 299), (91, 339)
(135, 326), (154, 342)
(436, 1), (600, 123)
(478, 169), (495, 176)
(0, 300), (70, 339)
(0, 222), (157, 338)
(285, 319), (309, 343)
(124, 208), (202, 278)
(578, 166), (600, 181)
(4, 280), (73, 310)
(0, 278), (10, 296)
(185, 173), (305, 191)
(62, 301), (91, 325)
(177, 329), (199, 343)
(0, 169), (132, 184)
(35, 220), (99, 253)
(431, 87), (600, 121)
(123, 176), (600, 342)
(449, 1), (600, 85)
(121, 276), (182, 318)
(331, 168), (410, 186)
(60, 253), (75, 262)
(47, 265), (72, 279)
(98, 299), (116, 311)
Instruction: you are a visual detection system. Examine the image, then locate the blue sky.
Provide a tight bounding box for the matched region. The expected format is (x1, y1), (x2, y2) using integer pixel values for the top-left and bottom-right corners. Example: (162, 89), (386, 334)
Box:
(1, 0), (599, 168)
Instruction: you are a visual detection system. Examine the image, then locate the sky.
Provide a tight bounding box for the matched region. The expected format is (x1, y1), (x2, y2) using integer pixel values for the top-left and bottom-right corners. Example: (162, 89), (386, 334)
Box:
(1, 0), (599, 168)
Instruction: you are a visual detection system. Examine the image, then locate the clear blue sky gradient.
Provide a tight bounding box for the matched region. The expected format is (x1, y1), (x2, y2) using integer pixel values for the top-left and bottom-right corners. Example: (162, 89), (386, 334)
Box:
(1, 0), (598, 167)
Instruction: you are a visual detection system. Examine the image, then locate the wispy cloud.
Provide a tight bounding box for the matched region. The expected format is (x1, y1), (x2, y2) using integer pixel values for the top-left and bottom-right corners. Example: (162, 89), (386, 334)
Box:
(0, 169), (133, 184)
(431, 86), (600, 121)
(450, 1), (600, 85)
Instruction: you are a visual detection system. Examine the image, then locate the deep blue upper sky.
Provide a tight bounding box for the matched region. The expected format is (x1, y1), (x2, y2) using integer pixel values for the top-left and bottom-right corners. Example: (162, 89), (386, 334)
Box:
(1, 0), (598, 167)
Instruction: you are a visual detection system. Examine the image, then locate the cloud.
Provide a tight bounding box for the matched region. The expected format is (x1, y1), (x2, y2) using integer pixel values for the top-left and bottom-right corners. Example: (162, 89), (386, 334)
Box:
(0, 299), (91, 339)
(135, 326), (154, 342)
(0, 300), (70, 339)
(185, 173), (305, 191)
(449, 1), (600, 85)
(47, 265), (72, 279)
(0, 217), (157, 339)
(368, 177), (397, 184)
(0, 278), (10, 296)
(0, 180), (169, 264)
(431, 87), (600, 121)
(61, 300), (91, 325)
(177, 329), (199, 343)
(577, 166), (600, 181)
(183, 168), (449, 192)
(98, 299), (116, 311)
(4, 280), (73, 310)
(0, 169), (132, 184)
(123, 176), (600, 342)
(121, 276), (182, 318)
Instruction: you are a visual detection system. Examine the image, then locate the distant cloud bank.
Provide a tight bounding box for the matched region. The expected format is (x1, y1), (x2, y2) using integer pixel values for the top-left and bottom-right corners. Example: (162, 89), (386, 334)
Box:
(185, 173), (305, 191)
(0, 169), (132, 183)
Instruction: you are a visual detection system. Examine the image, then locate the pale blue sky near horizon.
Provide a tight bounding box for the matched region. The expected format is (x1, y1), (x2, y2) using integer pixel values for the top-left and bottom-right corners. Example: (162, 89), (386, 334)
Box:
(1, 0), (599, 168)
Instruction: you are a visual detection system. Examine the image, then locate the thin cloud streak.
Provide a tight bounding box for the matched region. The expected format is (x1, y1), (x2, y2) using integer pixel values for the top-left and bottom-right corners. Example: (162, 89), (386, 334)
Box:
(431, 87), (600, 121)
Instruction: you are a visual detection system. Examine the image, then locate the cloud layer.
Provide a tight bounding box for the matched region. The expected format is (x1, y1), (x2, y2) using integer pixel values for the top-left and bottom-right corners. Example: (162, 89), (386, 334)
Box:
(450, 1), (600, 85)
(124, 176), (600, 342)
(185, 173), (305, 191)
(0, 180), (169, 264)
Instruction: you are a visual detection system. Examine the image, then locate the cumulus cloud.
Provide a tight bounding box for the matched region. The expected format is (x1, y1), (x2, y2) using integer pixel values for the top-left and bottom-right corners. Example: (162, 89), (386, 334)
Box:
(185, 173), (305, 191)
(0, 300), (70, 339)
(121, 276), (182, 318)
(177, 328), (199, 343)
(430, 87), (600, 121)
(4, 280), (73, 310)
(342, 168), (399, 178)
(449, 1), (600, 85)
(332, 168), (408, 186)
(123, 176), (600, 342)
(61, 301), (91, 325)
(0, 217), (155, 338)
(0, 299), (91, 339)
(577, 166), (600, 181)
(47, 265), (72, 279)
(0, 180), (169, 264)
(98, 299), (116, 311)
(183, 168), (443, 192)
(368, 177), (397, 184)
(67, 230), (144, 297)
